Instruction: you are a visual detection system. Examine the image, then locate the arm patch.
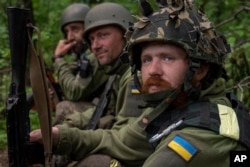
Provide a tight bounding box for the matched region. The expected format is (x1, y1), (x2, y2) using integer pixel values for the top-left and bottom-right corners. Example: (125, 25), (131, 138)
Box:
(167, 135), (197, 161)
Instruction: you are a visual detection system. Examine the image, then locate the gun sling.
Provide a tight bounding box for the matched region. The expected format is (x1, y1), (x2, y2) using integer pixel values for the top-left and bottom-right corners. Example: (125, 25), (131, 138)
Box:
(27, 23), (52, 167)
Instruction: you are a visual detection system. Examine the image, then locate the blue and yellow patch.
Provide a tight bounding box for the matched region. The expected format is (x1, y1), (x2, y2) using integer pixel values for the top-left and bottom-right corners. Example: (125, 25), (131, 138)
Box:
(167, 135), (197, 161)
(131, 85), (140, 94)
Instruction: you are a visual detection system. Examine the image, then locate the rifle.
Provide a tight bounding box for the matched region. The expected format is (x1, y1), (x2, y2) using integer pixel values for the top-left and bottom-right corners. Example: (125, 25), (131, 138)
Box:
(85, 75), (116, 130)
(6, 7), (30, 167)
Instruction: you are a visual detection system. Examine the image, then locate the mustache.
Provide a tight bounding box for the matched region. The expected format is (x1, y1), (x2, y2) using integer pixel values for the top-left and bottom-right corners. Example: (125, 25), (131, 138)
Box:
(71, 40), (88, 55)
(94, 48), (107, 55)
(141, 76), (172, 93)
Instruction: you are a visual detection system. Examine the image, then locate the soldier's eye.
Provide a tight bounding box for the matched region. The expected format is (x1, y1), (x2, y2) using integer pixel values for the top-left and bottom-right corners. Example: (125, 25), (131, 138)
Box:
(100, 32), (109, 38)
(141, 56), (152, 64)
(162, 55), (175, 62)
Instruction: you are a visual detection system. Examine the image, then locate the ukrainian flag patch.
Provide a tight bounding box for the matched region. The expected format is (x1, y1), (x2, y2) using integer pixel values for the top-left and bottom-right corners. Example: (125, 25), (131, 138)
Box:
(168, 135), (197, 161)
(131, 85), (140, 94)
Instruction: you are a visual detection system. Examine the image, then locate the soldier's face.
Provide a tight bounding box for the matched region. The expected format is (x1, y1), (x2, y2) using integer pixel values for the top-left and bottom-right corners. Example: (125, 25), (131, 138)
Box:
(141, 42), (189, 94)
(64, 22), (87, 54)
(88, 25), (125, 66)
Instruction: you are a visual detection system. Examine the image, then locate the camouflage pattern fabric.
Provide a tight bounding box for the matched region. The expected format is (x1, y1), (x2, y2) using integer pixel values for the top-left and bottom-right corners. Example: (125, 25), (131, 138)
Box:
(126, 0), (231, 70)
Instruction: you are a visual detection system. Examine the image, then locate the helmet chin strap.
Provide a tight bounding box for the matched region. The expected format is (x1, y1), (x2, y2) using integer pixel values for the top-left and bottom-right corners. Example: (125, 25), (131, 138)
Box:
(132, 65), (142, 92)
(183, 59), (201, 100)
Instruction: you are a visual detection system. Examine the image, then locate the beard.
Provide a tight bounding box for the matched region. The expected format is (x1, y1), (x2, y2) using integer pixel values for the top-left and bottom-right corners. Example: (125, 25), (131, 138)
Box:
(71, 40), (88, 55)
(141, 76), (172, 94)
(142, 76), (189, 108)
(170, 90), (189, 109)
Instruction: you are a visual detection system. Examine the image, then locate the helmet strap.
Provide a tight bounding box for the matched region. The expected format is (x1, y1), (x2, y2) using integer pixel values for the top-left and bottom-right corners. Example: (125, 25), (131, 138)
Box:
(133, 69), (142, 93)
(184, 59), (201, 100)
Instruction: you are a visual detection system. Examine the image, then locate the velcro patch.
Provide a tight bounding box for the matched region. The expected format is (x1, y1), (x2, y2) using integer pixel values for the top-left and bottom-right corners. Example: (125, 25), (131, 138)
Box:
(131, 85), (140, 94)
(168, 135), (197, 161)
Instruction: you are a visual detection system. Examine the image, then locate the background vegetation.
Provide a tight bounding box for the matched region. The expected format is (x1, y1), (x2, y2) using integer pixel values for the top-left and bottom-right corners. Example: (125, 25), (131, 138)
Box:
(0, 0), (249, 150)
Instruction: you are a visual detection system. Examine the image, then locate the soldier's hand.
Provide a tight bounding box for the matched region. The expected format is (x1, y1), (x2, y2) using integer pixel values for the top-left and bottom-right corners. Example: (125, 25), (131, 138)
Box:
(48, 88), (54, 100)
(29, 129), (43, 144)
(54, 39), (77, 56)
(29, 127), (60, 146)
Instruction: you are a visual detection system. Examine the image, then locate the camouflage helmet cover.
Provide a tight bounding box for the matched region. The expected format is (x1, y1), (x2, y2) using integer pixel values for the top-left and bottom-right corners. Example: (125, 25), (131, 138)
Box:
(83, 2), (134, 42)
(60, 3), (90, 33)
(127, 0), (231, 70)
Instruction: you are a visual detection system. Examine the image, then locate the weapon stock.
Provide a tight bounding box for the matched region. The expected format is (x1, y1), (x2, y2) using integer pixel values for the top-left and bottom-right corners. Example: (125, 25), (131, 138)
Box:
(6, 7), (30, 167)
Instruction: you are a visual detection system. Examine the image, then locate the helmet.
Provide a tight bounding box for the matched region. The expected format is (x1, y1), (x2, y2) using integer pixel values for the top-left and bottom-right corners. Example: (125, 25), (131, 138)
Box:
(127, 1), (231, 71)
(83, 2), (134, 42)
(60, 3), (90, 33)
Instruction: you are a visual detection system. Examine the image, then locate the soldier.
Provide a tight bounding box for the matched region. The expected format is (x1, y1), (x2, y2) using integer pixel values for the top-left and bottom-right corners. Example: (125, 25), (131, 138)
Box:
(61, 2), (136, 130)
(30, 0), (250, 167)
(53, 3), (108, 124)
(51, 2), (139, 166)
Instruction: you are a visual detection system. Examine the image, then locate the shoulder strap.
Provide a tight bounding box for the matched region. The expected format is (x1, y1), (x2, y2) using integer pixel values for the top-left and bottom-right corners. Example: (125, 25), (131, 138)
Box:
(85, 74), (117, 130)
(27, 23), (52, 167)
(226, 93), (250, 149)
(150, 98), (250, 150)
(182, 101), (221, 132)
(181, 97), (250, 150)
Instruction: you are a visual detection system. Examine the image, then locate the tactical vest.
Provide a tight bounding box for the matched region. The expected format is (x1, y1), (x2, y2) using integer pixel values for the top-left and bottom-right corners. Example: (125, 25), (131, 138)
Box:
(147, 93), (250, 150)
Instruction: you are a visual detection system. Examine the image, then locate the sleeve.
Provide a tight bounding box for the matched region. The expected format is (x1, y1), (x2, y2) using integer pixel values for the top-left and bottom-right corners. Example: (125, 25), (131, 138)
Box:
(63, 107), (95, 129)
(55, 112), (154, 166)
(142, 127), (242, 167)
(54, 53), (108, 101)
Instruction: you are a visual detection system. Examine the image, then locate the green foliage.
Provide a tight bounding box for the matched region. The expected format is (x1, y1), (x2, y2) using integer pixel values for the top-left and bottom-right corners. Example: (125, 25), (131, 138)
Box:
(0, 119), (7, 149)
(0, 74), (10, 114)
(0, 1), (10, 70)
(225, 44), (250, 107)
(195, 0), (250, 107)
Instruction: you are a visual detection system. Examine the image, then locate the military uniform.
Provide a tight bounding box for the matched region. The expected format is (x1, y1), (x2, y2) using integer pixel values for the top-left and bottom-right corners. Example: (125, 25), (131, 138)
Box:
(54, 51), (108, 124)
(55, 53), (106, 100)
(54, 2), (137, 166)
(53, 1), (250, 167)
(55, 61), (143, 167)
(55, 78), (247, 167)
(59, 2), (135, 129)
(143, 128), (246, 167)
(54, 51), (107, 101)
(53, 3), (109, 124)
(63, 60), (142, 130)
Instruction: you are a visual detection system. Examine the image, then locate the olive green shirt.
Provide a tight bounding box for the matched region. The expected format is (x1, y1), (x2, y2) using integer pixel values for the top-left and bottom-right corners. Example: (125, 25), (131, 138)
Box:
(55, 78), (246, 167)
(54, 51), (108, 101)
(63, 66), (143, 130)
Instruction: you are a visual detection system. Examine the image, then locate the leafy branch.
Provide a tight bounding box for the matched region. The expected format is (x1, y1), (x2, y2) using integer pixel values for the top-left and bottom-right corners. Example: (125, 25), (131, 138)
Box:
(215, 6), (250, 29)
(227, 76), (250, 101)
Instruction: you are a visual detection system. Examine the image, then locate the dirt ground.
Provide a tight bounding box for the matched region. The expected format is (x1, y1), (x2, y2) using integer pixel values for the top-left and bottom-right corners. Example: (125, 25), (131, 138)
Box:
(0, 149), (8, 167)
